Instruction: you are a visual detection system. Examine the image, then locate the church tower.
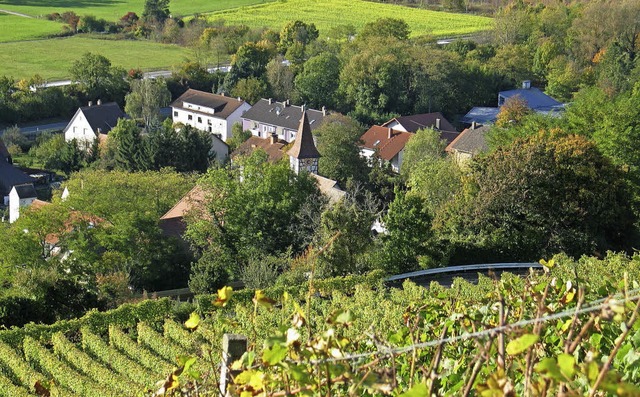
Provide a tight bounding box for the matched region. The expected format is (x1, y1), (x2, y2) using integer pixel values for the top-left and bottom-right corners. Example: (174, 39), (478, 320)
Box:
(287, 111), (321, 175)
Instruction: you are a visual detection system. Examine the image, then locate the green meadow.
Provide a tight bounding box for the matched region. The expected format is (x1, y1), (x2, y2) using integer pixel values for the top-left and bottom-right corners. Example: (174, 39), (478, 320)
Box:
(0, 0), (274, 20)
(0, 13), (63, 42)
(0, 36), (191, 80)
(208, 0), (493, 37)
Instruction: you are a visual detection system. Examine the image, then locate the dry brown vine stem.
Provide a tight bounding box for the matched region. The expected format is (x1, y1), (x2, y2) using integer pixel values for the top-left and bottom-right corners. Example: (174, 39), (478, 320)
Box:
(497, 296), (506, 373)
(461, 336), (495, 397)
(525, 283), (550, 397)
(564, 288), (585, 355)
(588, 296), (640, 397)
(426, 326), (448, 396)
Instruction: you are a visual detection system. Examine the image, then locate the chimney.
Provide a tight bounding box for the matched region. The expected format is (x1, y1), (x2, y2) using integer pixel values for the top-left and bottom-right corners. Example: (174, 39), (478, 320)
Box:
(387, 127), (392, 139)
(88, 101), (93, 107)
(220, 92), (226, 96)
(268, 98), (272, 104)
(471, 121), (477, 130)
(435, 118), (441, 130)
(522, 80), (531, 90)
(301, 104), (305, 113)
(270, 132), (278, 145)
(97, 99), (102, 106)
(285, 99), (290, 107)
(322, 106), (326, 116)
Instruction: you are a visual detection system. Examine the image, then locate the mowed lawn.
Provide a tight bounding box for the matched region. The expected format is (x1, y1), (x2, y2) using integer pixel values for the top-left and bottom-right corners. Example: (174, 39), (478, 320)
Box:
(0, 12), (64, 42)
(208, 0), (493, 37)
(0, 36), (191, 80)
(0, 0), (274, 20)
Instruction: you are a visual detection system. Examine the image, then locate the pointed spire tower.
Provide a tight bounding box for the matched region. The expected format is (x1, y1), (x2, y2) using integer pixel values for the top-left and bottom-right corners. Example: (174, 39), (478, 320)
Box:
(287, 111), (321, 175)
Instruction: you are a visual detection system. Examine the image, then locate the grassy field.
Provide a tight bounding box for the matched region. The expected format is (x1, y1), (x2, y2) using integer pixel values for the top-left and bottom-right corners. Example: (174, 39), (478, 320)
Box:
(0, 0), (274, 20)
(0, 12), (63, 42)
(208, 0), (493, 37)
(0, 36), (192, 80)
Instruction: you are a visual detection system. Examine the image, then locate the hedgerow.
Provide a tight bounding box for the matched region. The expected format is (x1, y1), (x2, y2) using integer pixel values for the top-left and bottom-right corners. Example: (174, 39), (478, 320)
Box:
(108, 325), (173, 376)
(0, 375), (31, 397)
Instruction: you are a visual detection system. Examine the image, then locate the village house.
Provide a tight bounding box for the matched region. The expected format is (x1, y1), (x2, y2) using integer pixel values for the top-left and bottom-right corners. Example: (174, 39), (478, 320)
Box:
(241, 99), (327, 143)
(64, 100), (126, 148)
(0, 140), (36, 209)
(445, 124), (491, 165)
(170, 89), (251, 142)
(461, 80), (565, 125)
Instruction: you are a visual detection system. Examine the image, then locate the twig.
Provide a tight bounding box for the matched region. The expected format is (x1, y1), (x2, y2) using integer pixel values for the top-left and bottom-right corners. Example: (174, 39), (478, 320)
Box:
(427, 326), (448, 396)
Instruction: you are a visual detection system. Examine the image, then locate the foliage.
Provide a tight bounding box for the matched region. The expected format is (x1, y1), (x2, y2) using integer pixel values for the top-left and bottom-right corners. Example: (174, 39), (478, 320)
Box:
(0, 125), (29, 153)
(226, 123), (252, 152)
(124, 78), (171, 129)
(278, 20), (319, 53)
(231, 77), (269, 105)
(437, 131), (635, 262)
(142, 0), (170, 24)
(69, 52), (128, 103)
(27, 134), (88, 175)
(265, 55), (295, 101)
(401, 127), (447, 177)
(314, 114), (368, 185)
(495, 96), (532, 128)
(358, 17), (410, 41)
(294, 52), (341, 109)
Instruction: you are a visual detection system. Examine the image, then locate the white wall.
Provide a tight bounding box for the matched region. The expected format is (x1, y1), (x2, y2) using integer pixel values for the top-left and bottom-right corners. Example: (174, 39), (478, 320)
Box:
(210, 136), (229, 164)
(9, 188), (35, 223)
(225, 102), (251, 141)
(172, 101), (250, 142)
(64, 110), (96, 146)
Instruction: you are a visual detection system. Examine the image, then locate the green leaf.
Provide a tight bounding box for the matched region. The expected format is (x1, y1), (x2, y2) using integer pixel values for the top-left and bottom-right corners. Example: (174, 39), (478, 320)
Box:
(557, 353), (575, 379)
(262, 343), (288, 366)
(184, 312), (200, 330)
(506, 334), (539, 355)
(535, 357), (564, 381)
(398, 383), (428, 397)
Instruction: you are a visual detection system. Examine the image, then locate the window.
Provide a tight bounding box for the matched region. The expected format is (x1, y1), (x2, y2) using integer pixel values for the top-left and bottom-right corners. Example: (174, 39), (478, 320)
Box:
(188, 115), (193, 121)
(208, 119), (212, 125)
(173, 111), (178, 117)
(198, 117), (202, 123)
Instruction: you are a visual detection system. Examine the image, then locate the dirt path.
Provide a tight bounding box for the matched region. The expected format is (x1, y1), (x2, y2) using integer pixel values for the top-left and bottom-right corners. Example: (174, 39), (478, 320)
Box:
(0, 9), (33, 18)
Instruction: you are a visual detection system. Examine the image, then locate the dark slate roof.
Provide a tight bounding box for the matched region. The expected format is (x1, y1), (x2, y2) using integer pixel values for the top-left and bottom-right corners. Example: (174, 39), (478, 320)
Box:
(499, 87), (563, 111)
(79, 102), (126, 134)
(446, 125), (490, 155)
(460, 107), (500, 125)
(242, 99), (326, 131)
(287, 112), (321, 159)
(0, 140), (9, 161)
(0, 161), (34, 196)
(382, 112), (456, 133)
(170, 89), (247, 119)
(12, 183), (37, 199)
(232, 135), (288, 163)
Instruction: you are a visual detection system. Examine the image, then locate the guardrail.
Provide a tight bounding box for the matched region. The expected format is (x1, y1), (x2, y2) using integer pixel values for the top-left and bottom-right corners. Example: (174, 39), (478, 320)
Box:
(386, 262), (543, 287)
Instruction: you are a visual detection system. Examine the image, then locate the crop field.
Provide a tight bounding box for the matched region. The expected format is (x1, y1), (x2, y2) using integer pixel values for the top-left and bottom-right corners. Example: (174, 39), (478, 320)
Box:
(0, 36), (191, 80)
(208, 0), (493, 38)
(0, 13), (63, 42)
(0, 0), (274, 20)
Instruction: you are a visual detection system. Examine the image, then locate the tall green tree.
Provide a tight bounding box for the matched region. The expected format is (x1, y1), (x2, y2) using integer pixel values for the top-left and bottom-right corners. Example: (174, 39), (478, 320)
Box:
(314, 114), (368, 185)
(295, 53), (341, 109)
(124, 78), (171, 129)
(70, 53), (128, 103)
(142, 0), (170, 24)
(278, 20), (319, 53)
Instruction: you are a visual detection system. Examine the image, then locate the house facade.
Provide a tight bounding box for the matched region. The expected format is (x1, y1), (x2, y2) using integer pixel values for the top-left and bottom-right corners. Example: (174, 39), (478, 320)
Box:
(171, 89), (251, 142)
(445, 124), (490, 165)
(64, 101), (126, 148)
(8, 184), (37, 223)
(242, 99), (327, 143)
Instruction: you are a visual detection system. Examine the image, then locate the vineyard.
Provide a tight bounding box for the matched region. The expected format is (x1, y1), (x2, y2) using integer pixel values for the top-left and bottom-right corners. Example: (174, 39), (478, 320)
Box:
(2, 255), (640, 395)
(207, 0), (493, 38)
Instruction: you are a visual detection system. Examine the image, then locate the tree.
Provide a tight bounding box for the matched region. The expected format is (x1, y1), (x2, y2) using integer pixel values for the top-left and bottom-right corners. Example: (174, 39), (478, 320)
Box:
(357, 18), (410, 42)
(437, 131), (635, 262)
(223, 42), (274, 90)
(28, 134), (87, 175)
(70, 53), (128, 103)
(266, 55), (295, 101)
(147, 122), (213, 172)
(231, 77), (269, 105)
(295, 53), (341, 109)
(142, 0), (170, 24)
(226, 123), (251, 152)
(401, 127), (447, 177)
(374, 190), (433, 274)
(185, 151), (323, 268)
(495, 96), (532, 128)
(110, 119), (148, 171)
(124, 78), (171, 129)
(314, 114), (368, 185)
(1, 125), (29, 154)
(278, 20), (319, 53)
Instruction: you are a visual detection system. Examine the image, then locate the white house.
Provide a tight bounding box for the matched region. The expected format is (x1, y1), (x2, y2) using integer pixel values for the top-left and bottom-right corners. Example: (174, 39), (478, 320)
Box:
(64, 100), (126, 148)
(170, 89), (251, 142)
(9, 183), (37, 223)
(242, 99), (327, 143)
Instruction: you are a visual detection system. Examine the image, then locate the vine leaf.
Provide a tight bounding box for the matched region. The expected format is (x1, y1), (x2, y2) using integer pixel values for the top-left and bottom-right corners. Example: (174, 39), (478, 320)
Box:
(398, 383), (428, 397)
(262, 343), (287, 366)
(506, 334), (539, 355)
(214, 286), (233, 307)
(184, 312), (200, 330)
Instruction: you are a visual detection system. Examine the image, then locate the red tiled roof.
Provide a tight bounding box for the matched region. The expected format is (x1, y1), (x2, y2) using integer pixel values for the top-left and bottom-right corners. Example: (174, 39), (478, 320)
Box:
(232, 136), (288, 163)
(360, 126), (413, 161)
